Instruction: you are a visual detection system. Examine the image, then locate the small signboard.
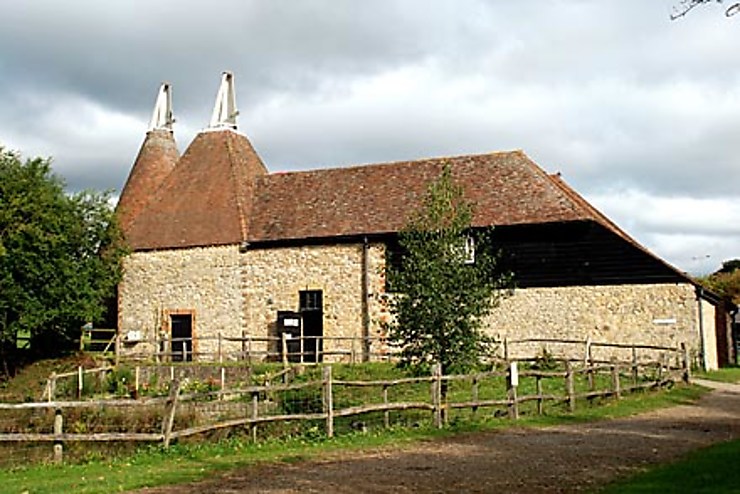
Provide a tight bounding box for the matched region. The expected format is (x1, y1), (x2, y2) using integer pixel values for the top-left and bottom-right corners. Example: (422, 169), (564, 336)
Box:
(125, 330), (143, 342)
(284, 318), (300, 327)
(509, 362), (519, 387)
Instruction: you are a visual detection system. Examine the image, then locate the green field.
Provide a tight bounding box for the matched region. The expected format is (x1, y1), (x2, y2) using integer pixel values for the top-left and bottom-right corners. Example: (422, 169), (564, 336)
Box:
(600, 439), (740, 494)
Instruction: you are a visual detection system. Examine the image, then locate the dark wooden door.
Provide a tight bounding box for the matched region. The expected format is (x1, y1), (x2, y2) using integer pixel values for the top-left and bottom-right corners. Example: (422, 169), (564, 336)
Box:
(170, 314), (193, 362)
(299, 290), (323, 363)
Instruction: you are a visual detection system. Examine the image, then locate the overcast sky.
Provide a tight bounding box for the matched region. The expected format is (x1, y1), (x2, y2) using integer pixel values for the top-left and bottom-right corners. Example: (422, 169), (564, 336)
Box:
(1, 1), (738, 275)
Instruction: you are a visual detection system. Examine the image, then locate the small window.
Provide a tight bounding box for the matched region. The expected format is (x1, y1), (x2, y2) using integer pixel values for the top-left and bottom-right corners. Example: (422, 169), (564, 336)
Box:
(450, 235), (476, 264)
(462, 235), (475, 264)
(299, 290), (322, 311)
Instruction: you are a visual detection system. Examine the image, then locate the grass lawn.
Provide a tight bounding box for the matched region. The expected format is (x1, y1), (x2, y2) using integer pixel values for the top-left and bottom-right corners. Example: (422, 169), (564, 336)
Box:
(0, 383), (707, 494)
(599, 439), (740, 494)
(694, 366), (740, 384)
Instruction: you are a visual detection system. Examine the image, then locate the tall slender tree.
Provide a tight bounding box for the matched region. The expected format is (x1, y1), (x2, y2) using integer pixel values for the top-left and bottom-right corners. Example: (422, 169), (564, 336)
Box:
(386, 164), (512, 380)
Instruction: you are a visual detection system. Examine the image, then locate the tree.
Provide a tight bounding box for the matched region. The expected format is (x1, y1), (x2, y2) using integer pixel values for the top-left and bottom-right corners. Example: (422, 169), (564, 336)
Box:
(698, 259), (740, 305)
(671, 0), (740, 19)
(386, 164), (512, 381)
(0, 148), (126, 375)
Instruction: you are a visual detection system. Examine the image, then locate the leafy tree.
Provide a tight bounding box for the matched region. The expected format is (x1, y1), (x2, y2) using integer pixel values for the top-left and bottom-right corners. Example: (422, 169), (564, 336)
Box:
(0, 148), (126, 375)
(698, 260), (740, 305)
(671, 0), (740, 19)
(718, 259), (740, 274)
(386, 164), (512, 382)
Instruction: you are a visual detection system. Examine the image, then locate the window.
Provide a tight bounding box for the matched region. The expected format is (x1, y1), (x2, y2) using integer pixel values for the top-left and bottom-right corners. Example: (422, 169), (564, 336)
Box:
(462, 235), (475, 264)
(450, 235), (476, 264)
(299, 290), (322, 311)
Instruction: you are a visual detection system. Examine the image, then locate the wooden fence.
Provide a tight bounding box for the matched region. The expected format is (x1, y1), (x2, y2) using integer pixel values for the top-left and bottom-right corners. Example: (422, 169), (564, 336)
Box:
(0, 342), (689, 464)
(115, 333), (397, 364)
(110, 332), (689, 369)
(44, 337), (690, 402)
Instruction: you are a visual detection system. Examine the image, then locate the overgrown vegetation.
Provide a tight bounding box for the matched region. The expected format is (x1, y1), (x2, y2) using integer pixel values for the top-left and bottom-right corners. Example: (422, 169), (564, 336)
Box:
(0, 148), (126, 376)
(697, 259), (740, 305)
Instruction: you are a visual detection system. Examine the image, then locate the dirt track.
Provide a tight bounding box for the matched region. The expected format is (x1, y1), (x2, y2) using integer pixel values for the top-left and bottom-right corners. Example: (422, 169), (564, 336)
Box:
(133, 380), (740, 493)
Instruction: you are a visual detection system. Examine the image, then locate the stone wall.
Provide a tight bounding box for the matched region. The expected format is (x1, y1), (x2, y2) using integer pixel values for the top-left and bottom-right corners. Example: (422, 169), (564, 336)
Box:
(118, 241), (715, 368)
(118, 245), (243, 359)
(242, 242), (387, 362)
(484, 283), (701, 363)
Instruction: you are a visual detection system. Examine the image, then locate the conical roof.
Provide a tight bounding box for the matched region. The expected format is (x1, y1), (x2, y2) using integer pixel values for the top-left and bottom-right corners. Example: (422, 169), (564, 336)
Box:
(125, 129), (267, 250)
(117, 129), (179, 234)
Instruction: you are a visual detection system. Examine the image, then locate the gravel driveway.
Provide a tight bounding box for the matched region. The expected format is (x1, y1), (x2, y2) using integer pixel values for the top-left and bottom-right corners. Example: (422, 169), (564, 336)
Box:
(133, 379), (740, 493)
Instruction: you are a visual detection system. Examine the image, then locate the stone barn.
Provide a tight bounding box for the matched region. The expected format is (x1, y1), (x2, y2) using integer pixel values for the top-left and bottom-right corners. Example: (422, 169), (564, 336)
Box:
(116, 72), (733, 370)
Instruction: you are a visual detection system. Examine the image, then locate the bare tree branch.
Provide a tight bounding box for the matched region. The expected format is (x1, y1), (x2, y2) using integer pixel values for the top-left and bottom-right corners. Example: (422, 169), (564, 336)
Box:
(671, 0), (740, 20)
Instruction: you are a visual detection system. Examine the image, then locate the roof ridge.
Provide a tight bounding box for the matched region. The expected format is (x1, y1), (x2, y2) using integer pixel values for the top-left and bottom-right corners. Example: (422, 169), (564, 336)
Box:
(266, 149), (526, 176)
(225, 132), (250, 242)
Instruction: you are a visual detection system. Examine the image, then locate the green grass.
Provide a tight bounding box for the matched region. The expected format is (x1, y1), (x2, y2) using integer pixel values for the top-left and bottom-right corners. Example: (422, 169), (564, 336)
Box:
(0, 383), (708, 494)
(694, 366), (740, 384)
(599, 439), (740, 493)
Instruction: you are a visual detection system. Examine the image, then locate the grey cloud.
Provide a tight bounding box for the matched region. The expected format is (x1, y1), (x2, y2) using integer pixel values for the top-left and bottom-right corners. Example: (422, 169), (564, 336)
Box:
(1, 0), (740, 272)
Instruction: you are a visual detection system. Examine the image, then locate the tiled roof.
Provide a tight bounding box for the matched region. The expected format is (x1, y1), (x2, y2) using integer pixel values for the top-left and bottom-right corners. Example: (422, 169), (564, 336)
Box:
(125, 130), (267, 250)
(116, 129), (179, 233)
(247, 151), (598, 243)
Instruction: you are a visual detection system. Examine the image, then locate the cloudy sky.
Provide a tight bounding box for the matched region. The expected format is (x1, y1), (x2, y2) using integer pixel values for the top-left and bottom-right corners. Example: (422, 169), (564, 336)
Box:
(1, 1), (738, 275)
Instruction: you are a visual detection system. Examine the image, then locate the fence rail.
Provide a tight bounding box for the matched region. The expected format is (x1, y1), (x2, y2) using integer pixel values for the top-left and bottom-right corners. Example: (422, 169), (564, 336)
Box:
(110, 332), (688, 369)
(0, 341), (689, 464)
(116, 333), (398, 364)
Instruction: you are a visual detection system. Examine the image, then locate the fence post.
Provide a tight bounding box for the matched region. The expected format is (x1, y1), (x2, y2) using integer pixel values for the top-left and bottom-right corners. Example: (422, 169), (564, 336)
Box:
(322, 365), (334, 438)
(281, 332), (289, 369)
(631, 346), (639, 387)
(681, 342), (691, 383)
(383, 385), (390, 428)
(161, 378), (182, 448)
(471, 376), (479, 418)
(507, 361), (519, 420)
(536, 375), (543, 415)
(115, 333), (121, 367)
(611, 360), (621, 400)
(135, 366), (141, 397)
(565, 361), (576, 413)
(431, 363), (443, 428)
(77, 366), (83, 399)
(220, 367), (226, 399)
(48, 373), (57, 402)
(585, 339), (594, 393)
(53, 408), (63, 464)
(251, 391), (259, 442)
